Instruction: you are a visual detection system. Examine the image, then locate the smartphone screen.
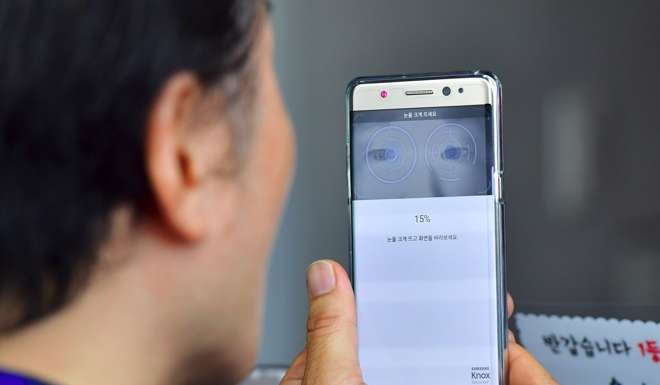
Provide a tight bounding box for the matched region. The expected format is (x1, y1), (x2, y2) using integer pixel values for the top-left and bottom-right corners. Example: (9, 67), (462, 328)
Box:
(350, 94), (502, 385)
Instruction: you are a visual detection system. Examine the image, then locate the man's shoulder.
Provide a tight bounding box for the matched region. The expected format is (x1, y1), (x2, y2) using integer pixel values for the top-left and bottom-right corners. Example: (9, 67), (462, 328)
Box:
(0, 369), (56, 385)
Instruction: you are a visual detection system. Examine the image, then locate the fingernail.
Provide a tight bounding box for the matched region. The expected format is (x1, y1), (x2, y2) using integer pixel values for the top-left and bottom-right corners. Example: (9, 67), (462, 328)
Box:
(508, 330), (516, 344)
(307, 261), (336, 298)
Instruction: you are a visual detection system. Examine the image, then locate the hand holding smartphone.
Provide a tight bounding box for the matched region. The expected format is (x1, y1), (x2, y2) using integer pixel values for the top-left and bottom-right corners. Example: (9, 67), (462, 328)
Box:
(283, 73), (557, 385)
(347, 72), (506, 385)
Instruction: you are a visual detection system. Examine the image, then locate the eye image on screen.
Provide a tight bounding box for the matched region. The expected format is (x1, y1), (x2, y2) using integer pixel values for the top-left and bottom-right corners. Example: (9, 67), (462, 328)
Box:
(425, 123), (477, 182)
(351, 106), (493, 200)
(366, 126), (417, 184)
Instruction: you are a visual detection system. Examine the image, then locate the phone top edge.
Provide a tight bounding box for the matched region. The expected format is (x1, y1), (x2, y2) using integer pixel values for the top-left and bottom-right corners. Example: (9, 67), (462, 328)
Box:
(347, 70), (498, 88)
(350, 76), (495, 111)
(347, 70), (491, 86)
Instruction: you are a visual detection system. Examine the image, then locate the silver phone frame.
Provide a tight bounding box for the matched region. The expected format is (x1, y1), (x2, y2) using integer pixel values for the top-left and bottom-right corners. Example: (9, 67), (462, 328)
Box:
(345, 71), (507, 385)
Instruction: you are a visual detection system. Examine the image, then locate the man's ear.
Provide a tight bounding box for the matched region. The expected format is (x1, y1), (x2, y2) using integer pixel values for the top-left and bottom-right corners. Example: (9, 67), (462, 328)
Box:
(144, 72), (209, 242)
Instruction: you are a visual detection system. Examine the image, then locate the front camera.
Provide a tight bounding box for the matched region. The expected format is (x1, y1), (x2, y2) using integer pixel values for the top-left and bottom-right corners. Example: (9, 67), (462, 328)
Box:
(442, 86), (451, 96)
(380, 90), (388, 98)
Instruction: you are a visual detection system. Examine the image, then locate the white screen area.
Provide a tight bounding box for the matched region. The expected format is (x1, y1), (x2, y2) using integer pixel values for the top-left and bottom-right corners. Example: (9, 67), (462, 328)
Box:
(351, 105), (500, 385)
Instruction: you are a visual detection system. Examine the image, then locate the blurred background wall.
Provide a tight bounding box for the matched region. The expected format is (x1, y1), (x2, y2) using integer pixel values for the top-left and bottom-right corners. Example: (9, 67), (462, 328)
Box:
(259, 0), (660, 365)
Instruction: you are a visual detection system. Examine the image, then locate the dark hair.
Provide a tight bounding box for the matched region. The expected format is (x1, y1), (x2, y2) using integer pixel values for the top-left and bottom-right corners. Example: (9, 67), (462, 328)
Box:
(0, 0), (262, 330)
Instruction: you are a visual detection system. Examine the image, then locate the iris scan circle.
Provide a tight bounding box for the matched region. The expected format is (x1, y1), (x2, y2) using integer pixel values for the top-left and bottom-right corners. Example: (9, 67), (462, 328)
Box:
(366, 126), (417, 184)
(425, 123), (477, 181)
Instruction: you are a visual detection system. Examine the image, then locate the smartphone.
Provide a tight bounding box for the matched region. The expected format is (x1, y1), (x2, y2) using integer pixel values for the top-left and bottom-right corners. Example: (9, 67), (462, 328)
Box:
(347, 72), (506, 385)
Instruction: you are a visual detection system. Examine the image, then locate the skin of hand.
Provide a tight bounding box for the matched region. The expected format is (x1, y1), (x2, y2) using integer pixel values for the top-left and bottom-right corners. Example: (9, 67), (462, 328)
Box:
(281, 260), (560, 385)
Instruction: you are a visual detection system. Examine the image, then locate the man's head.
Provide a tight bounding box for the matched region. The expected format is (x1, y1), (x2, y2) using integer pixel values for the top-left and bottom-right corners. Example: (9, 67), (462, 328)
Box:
(0, 1), (294, 382)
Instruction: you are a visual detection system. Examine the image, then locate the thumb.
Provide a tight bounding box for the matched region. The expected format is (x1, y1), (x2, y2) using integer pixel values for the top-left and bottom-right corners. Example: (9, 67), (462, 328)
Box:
(508, 341), (559, 385)
(303, 260), (364, 385)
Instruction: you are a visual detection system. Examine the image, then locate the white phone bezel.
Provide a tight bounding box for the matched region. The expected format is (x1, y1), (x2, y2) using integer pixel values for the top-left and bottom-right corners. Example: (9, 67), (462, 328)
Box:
(351, 77), (492, 112)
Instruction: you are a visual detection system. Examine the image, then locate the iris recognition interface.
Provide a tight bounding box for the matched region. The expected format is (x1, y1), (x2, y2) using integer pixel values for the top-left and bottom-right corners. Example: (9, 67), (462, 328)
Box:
(351, 105), (499, 385)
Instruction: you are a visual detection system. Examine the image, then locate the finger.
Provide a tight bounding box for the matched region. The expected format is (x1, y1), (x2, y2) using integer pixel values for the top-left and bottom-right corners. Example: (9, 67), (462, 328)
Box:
(303, 260), (363, 385)
(508, 342), (559, 385)
(507, 293), (515, 319)
(280, 350), (306, 385)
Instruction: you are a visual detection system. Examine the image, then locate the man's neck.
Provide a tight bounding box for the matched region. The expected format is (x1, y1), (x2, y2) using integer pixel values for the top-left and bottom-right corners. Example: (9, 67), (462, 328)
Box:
(0, 268), (176, 385)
